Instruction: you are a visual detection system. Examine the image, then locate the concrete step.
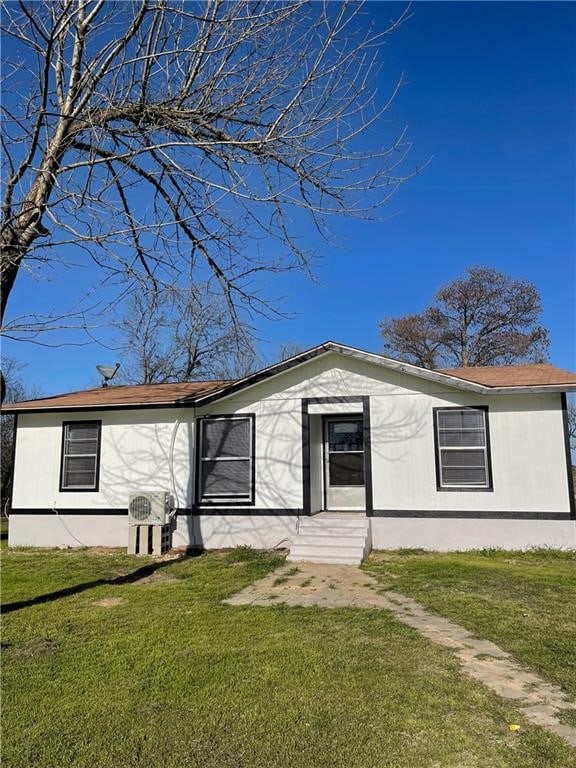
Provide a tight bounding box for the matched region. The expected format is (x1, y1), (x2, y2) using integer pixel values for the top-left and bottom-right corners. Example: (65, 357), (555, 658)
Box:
(302, 515), (367, 528)
(299, 520), (368, 533)
(288, 515), (371, 565)
(289, 542), (365, 558)
(298, 525), (368, 538)
(287, 552), (363, 565)
(292, 533), (367, 547)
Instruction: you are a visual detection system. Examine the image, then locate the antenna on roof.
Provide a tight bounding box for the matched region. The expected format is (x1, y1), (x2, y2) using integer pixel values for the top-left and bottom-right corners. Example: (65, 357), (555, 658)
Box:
(96, 362), (121, 387)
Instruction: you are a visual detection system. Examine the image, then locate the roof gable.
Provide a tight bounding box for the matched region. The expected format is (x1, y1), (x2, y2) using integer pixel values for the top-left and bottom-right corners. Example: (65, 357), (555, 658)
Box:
(195, 343), (576, 405)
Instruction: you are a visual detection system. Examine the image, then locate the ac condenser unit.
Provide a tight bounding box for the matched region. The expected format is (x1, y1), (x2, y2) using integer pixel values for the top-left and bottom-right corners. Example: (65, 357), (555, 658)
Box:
(128, 491), (173, 526)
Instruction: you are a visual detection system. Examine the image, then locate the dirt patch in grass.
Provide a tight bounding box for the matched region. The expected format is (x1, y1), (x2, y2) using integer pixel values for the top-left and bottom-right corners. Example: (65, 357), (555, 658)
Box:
(273, 567), (300, 586)
(7, 638), (60, 658)
(92, 597), (126, 608)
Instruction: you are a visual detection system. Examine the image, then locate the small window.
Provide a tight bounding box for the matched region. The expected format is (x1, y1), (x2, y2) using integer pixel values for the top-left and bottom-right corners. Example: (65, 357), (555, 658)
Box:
(198, 416), (254, 502)
(325, 418), (365, 487)
(60, 421), (101, 491)
(434, 408), (492, 490)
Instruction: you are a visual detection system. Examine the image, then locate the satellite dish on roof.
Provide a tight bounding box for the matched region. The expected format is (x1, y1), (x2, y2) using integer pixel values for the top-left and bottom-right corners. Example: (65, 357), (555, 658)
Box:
(96, 362), (121, 387)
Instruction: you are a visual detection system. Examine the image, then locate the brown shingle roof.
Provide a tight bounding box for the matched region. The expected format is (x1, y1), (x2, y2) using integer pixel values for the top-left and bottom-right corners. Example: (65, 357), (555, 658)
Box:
(3, 350), (575, 414)
(3, 380), (230, 412)
(438, 363), (576, 387)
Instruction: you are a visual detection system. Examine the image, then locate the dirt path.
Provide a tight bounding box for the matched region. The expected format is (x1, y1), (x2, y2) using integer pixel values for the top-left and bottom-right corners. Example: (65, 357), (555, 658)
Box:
(224, 561), (576, 748)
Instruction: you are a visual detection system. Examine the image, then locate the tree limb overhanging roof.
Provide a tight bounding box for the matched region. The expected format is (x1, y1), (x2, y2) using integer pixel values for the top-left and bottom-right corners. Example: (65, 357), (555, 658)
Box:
(3, 342), (576, 413)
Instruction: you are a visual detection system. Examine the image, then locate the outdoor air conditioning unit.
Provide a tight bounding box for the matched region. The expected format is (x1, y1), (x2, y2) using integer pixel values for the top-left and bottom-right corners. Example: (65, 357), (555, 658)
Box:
(128, 491), (173, 526)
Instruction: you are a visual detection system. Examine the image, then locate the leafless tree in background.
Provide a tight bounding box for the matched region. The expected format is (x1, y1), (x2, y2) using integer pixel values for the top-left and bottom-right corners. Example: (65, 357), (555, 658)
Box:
(274, 341), (307, 363)
(0, 357), (41, 513)
(380, 266), (550, 368)
(567, 399), (576, 463)
(115, 284), (259, 383)
(1, 0), (413, 347)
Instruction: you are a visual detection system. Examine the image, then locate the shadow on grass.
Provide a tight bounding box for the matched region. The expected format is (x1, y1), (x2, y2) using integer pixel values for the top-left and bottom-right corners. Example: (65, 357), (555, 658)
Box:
(1, 549), (204, 615)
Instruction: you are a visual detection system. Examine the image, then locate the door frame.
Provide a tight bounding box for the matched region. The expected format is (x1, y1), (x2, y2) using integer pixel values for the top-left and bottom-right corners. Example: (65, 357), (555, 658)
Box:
(301, 396), (373, 516)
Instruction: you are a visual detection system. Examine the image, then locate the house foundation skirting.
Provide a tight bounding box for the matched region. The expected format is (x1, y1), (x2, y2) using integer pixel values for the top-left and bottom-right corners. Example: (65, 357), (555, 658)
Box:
(370, 517), (576, 551)
(7, 513), (300, 550)
(7, 512), (576, 551)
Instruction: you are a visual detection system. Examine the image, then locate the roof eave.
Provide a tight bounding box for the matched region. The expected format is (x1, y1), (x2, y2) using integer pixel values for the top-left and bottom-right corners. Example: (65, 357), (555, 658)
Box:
(476, 384), (576, 395)
(2, 399), (198, 414)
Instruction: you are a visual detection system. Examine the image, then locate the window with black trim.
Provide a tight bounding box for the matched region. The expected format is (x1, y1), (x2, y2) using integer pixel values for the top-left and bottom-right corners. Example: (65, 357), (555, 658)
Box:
(434, 407), (492, 490)
(60, 421), (101, 491)
(199, 416), (254, 502)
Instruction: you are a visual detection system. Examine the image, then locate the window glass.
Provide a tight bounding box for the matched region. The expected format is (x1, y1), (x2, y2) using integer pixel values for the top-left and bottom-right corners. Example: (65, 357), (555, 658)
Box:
(435, 409), (490, 489)
(200, 417), (253, 500)
(329, 452), (365, 486)
(328, 420), (363, 452)
(61, 422), (100, 490)
(201, 459), (250, 496)
(201, 419), (250, 458)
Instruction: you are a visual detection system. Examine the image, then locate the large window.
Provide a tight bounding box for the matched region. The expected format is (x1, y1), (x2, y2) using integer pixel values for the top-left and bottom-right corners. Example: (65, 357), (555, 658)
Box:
(198, 416), (254, 503)
(433, 407), (492, 490)
(60, 421), (101, 491)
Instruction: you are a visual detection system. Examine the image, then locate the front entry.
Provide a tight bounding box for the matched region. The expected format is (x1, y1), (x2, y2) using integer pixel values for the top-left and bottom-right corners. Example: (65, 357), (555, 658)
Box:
(323, 416), (365, 510)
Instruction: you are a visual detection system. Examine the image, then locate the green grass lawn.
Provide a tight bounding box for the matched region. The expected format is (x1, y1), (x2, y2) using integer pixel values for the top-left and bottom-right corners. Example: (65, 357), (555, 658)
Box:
(0, 516), (8, 541)
(2, 546), (576, 768)
(365, 549), (576, 701)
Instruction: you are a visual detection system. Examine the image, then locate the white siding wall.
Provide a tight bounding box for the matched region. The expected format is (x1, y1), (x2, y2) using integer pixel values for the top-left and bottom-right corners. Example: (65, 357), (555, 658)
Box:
(12, 408), (195, 511)
(195, 400), (304, 510)
(197, 352), (571, 514)
(369, 392), (567, 513)
(9, 351), (574, 549)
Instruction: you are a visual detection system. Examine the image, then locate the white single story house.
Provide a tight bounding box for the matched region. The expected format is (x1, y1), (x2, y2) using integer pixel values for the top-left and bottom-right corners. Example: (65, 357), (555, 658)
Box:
(5, 342), (576, 560)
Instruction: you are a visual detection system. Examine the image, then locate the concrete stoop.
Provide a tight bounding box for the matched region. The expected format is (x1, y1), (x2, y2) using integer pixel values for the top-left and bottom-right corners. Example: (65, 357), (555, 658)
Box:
(287, 514), (371, 565)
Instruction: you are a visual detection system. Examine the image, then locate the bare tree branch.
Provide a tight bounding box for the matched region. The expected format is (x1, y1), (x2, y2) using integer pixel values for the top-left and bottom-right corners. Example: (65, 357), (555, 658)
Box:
(115, 284), (259, 383)
(1, 0), (413, 339)
(567, 398), (576, 460)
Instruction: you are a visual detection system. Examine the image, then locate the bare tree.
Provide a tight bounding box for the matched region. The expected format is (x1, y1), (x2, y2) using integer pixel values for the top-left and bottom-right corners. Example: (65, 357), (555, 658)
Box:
(1, 0), (412, 347)
(380, 266), (550, 368)
(1, 357), (41, 514)
(115, 284), (259, 383)
(274, 341), (307, 363)
(567, 397), (576, 462)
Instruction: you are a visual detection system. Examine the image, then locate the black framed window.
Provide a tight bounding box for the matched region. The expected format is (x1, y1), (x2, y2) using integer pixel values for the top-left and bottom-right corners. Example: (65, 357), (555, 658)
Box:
(198, 416), (255, 502)
(60, 421), (101, 491)
(433, 407), (492, 491)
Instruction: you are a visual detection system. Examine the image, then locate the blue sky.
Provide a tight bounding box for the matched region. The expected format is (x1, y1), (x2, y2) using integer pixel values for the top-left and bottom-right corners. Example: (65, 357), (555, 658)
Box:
(3, 1), (575, 394)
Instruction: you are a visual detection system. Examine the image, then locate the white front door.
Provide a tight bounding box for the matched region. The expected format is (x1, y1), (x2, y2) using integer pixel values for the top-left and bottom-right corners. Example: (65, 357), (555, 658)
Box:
(324, 417), (365, 510)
